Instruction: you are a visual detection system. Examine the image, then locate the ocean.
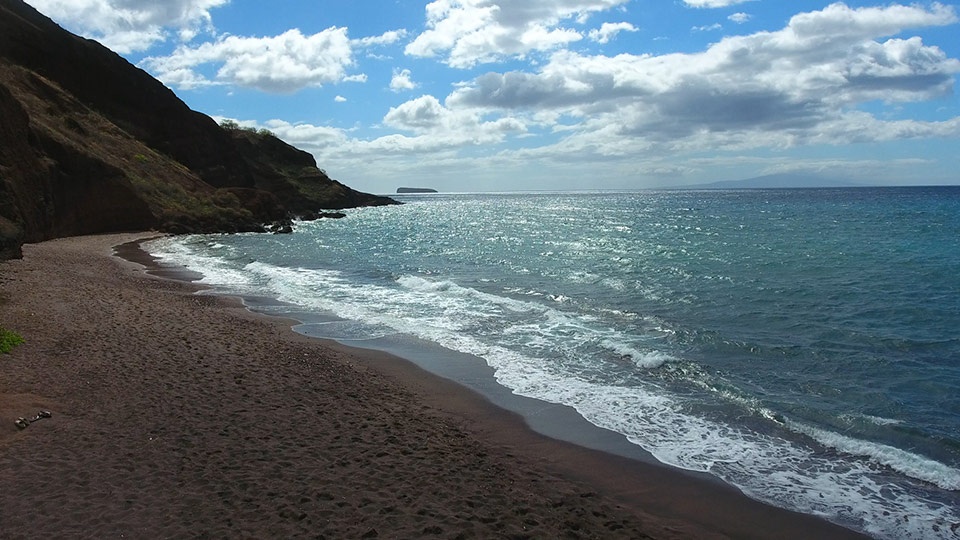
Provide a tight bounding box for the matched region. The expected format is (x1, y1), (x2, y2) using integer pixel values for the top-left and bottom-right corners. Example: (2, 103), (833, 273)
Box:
(145, 187), (960, 539)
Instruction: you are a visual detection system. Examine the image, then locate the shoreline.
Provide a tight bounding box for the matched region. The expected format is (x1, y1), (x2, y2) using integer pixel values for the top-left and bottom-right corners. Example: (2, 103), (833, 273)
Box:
(118, 238), (676, 471)
(0, 233), (867, 538)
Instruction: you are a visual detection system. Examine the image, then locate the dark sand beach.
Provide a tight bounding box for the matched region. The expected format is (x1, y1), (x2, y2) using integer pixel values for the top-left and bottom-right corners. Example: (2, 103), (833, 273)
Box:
(0, 233), (866, 539)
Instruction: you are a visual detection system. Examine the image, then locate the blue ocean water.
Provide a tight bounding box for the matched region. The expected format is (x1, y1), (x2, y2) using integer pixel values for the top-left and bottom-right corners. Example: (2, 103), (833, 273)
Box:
(146, 187), (960, 539)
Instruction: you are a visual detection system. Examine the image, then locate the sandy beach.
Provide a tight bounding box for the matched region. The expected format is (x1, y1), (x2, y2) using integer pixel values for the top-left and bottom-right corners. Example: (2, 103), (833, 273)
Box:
(0, 233), (867, 539)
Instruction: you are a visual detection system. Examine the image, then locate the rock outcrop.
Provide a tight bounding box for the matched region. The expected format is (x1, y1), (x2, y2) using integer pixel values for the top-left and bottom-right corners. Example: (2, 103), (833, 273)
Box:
(0, 0), (395, 259)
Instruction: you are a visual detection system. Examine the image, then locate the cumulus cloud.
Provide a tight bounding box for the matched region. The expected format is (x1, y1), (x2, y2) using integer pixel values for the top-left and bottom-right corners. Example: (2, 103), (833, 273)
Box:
(141, 27), (359, 92)
(446, 3), (960, 153)
(383, 95), (525, 142)
(384, 95), (450, 130)
(25, 0), (227, 53)
(405, 0), (630, 68)
(218, 98), (526, 168)
(215, 108), (525, 191)
(786, 2), (956, 42)
(390, 68), (418, 92)
(260, 119), (352, 148)
(728, 12), (751, 24)
(588, 22), (638, 44)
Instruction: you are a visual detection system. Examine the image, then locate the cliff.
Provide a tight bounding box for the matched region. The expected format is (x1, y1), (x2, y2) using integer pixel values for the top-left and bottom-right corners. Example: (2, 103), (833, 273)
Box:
(0, 0), (395, 259)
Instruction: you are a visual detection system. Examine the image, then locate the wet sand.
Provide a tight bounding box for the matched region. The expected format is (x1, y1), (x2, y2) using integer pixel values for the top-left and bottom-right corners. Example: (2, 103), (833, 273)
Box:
(0, 233), (866, 539)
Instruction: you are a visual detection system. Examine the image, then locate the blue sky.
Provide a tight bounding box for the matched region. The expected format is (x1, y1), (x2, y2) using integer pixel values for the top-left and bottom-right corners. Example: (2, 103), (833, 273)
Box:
(25, 0), (960, 193)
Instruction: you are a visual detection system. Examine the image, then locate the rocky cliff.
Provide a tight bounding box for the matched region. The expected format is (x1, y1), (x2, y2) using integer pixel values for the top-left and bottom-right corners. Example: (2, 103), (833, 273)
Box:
(0, 0), (395, 259)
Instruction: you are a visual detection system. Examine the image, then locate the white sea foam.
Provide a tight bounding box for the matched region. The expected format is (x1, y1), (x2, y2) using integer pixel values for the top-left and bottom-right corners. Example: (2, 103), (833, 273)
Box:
(858, 414), (903, 426)
(396, 275), (456, 293)
(599, 338), (672, 368)
(147, 238), (255, 289)
(786, 419), (960, 491)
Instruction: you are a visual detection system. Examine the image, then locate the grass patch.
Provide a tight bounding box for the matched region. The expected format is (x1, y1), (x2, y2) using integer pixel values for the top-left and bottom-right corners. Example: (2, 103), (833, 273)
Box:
(0, 326), (24, 354)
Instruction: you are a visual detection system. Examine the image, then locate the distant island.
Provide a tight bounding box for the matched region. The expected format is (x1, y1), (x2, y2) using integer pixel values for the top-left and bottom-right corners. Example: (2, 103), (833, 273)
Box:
(397, 187), (438, 194)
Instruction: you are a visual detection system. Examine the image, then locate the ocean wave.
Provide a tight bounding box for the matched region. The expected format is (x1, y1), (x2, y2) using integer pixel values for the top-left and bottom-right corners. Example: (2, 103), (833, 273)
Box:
(840, 413), (903, 427)
(544, 379), (959, 540)
(785, 419), (960, 491)
(148, 237), (255, 288)
(396, 274), (457, 293)
(599, 338), (672, 368)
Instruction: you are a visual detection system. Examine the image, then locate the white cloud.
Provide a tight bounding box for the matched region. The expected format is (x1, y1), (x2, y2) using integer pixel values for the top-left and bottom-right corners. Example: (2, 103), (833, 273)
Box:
(141, 28), (359, 92)
(728, 12), (751, 24)
(588, 22), (638, 44)
(25, 0), (227, 53)
(384, 95), (448, 129)
(692, 23), (722, 32)
(380, 94), (526, 149)
(335, 95), (347, 102)
(390, 68), (418, 92)
(786, 2), (957, 41)
(215, 117), (354, 162)
(446, 3), (960, 154)
(405, 0), (630, 68)
(683, 0), (752, 7)
(219, 97), (526, 170)
(353, 29), (409, 48)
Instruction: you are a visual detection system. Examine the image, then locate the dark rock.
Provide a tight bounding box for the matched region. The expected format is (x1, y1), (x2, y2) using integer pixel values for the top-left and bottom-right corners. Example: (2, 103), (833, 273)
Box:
(269, 221), (294, 234)
(0, 216), (23, 260)
(298, 211), (347, 221)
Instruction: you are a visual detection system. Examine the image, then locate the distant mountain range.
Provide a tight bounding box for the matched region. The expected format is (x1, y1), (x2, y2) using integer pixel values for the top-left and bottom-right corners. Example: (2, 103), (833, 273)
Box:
(680, 173), (863, 190)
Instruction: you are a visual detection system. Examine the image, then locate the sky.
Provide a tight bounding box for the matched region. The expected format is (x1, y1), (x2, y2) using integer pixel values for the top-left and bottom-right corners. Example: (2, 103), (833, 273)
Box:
(23, 0), (960, 193)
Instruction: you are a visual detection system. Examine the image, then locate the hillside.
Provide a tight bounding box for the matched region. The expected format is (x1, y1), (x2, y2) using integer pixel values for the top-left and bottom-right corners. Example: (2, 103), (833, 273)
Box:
(0, 0), (395, 259)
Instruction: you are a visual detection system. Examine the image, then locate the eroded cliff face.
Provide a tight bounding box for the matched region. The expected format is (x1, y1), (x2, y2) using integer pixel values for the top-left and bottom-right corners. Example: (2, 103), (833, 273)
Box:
(0, 0), (395, 260)
(0, 62), (251, 256)
(0, 72), (157, 245)
(0, 82), (36, 259)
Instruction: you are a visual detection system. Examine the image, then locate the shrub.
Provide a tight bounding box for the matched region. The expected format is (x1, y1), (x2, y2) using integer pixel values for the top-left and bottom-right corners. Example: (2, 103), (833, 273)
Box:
(219, 119), (275, 138)
(0, 326), (24, 354)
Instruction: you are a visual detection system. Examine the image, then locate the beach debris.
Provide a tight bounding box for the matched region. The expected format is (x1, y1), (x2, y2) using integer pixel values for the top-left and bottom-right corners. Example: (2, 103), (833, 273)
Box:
(14, 410), (52, 430)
